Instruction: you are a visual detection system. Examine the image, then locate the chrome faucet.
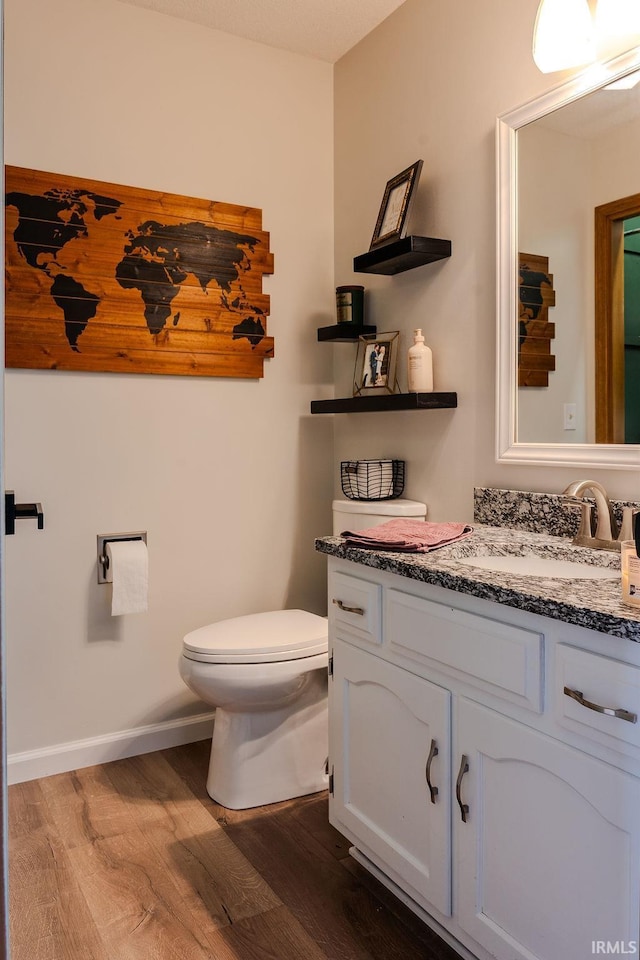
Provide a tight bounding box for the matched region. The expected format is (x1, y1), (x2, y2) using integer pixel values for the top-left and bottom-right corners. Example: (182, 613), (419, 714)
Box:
(562, 480), (627, 551)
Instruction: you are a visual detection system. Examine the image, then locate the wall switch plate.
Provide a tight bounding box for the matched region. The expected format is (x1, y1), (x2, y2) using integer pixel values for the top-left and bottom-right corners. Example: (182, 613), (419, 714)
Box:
(563, 403), (577, 430)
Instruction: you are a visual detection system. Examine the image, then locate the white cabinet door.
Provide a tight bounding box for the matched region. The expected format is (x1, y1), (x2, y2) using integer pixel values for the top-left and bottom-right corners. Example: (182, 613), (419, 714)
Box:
(456, 698), (640, 960)
(329, 640), (452, 916)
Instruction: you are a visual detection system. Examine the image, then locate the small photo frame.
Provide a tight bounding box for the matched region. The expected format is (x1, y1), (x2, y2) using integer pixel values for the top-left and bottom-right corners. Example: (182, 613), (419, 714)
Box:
(353, 331), (400, 396)
(370, 160), (423, 250)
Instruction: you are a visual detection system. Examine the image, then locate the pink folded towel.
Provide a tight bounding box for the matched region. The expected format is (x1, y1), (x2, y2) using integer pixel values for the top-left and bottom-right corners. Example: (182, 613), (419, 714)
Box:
(341, 519), (473, 553)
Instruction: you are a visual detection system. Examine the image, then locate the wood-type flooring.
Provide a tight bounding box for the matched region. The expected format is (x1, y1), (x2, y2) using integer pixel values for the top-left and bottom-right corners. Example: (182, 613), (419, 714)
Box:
(8, 739), (461, 960)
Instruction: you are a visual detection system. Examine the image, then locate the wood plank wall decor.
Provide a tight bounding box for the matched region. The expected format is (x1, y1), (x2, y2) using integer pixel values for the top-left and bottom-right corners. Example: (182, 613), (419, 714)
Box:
(5, 166), (274, 377)
(518, 252), (556, 387)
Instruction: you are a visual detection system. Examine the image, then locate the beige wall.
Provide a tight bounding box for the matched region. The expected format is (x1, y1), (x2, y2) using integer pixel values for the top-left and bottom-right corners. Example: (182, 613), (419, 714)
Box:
(333, 0), (640, 518)
(4, 0), (335, 758)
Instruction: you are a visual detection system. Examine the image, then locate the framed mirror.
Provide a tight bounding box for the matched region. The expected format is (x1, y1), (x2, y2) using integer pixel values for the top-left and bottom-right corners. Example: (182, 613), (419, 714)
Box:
(496, 45), (640, 469)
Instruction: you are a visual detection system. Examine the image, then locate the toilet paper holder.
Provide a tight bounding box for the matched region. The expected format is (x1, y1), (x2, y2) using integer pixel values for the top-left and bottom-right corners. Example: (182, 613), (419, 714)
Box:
(97, 531), (147, 583)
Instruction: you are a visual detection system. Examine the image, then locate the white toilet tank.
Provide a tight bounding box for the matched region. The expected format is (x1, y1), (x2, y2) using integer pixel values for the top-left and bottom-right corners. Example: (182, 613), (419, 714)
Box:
(332, 498), (427, 536)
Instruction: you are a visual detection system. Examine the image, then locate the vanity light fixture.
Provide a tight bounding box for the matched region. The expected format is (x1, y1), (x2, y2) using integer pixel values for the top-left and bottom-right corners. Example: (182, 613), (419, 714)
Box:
(532, 0), (596, 73)
(533, 0), (640, 73)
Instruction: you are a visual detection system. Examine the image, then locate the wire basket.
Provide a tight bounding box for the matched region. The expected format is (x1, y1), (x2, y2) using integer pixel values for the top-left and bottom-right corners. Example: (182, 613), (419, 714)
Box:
(340, 460), (405, 501)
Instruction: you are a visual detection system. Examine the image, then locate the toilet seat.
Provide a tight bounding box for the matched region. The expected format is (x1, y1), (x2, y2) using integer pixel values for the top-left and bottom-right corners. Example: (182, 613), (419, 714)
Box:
(182, 609), (328, 664)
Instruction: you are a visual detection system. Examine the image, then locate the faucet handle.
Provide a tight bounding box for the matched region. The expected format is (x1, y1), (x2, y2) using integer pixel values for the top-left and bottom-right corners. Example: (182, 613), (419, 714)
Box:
(619, 507), (639, 542)
(576, 502), (595, 540)
(564, 498), (595, 540)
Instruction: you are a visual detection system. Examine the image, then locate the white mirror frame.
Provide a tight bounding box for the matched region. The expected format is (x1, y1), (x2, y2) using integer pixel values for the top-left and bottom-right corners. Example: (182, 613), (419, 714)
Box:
(496, 45), (640, 470)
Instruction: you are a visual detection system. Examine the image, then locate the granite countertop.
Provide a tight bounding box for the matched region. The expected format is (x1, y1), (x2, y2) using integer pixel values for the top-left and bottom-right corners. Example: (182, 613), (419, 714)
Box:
(315, 523), (640, 642)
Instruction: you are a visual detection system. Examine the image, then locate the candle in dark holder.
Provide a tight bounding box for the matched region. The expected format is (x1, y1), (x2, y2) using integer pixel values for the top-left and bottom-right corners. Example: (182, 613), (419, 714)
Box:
(336, 285), (364, 325)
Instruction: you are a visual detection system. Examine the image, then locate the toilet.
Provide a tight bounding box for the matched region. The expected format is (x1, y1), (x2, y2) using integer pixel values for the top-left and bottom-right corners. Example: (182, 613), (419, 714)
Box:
(179, 496), (427, 810)
(332, 496), (428, 535)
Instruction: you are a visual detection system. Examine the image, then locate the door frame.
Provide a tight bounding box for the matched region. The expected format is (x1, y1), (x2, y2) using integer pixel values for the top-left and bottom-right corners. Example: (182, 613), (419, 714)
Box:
(594, 192), (640, 443)
(1, 2), (9, 952)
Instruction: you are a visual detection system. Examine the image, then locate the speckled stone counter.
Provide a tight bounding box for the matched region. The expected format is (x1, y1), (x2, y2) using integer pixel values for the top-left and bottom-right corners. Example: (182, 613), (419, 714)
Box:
(315, 523), (640, 642)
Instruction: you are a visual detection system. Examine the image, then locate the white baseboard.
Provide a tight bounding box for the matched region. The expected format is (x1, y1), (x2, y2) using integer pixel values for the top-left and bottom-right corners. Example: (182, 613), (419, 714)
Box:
(7, 711), (215, 785)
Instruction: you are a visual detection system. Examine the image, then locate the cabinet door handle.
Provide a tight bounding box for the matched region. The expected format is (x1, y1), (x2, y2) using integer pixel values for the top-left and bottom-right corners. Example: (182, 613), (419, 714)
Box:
(425, 738), (439, 803)
(332, 599), (365, 616)
(563, 686), (637, 724)
(456, 754), (470, 823)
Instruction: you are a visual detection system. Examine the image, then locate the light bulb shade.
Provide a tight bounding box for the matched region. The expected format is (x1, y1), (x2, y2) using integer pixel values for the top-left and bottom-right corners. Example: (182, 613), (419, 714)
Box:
(595, 0), (640, 37)
(533, 0), (596, 73)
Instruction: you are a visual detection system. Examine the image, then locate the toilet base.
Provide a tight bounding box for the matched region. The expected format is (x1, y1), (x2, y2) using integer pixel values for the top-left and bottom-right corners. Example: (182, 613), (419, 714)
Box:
(206, 669), (329, 809)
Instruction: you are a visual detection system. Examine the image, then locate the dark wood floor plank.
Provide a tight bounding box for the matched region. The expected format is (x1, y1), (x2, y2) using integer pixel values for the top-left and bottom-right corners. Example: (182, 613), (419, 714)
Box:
(9, 743), (461, 960)
(207, 904), (329, 960)
(159, 740), (213, 808)
(8, 778), (48, 841)
(36, 764), (142, 849)
(66, 831), (216, 960)
(9, 785), (108, 960)
(221, 793), (440, 960)
(341, 857), (462, 960)
(160, 743), (461, 959)
(284, 791), (352, 861)
(103, 754), (281, 927)
(10, 832), (69, 960)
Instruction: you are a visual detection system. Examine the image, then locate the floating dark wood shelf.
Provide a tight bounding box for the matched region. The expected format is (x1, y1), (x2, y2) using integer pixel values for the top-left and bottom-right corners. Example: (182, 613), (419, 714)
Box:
(354, 236), (452, 275)
(317, 324), (377, 342)
(310, 392), (458, 414)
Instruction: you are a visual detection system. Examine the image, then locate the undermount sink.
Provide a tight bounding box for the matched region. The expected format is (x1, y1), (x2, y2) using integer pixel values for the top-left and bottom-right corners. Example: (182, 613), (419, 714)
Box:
(456, 554), (619, 580)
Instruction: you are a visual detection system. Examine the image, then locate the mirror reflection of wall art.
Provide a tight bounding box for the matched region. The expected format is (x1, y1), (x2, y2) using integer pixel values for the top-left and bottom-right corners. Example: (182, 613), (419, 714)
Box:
(4, 165), (274, 378)
(518, 253), (556, 387)
(353, 331), (400, 396)
(370, 161), (423, 249)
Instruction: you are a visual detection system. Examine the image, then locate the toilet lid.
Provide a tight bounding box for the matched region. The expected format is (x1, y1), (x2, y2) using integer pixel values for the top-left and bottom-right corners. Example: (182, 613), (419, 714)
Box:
(182, 609), (328, 663)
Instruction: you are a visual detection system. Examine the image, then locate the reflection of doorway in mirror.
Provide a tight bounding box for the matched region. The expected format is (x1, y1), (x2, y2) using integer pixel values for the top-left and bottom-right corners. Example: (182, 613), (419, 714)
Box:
(594, 193), (640, 443)
(624, 216), (640, 443)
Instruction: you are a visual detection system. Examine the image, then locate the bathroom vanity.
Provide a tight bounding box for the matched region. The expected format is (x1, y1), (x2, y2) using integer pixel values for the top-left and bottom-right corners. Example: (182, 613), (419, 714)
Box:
(316, 502), (640, 960)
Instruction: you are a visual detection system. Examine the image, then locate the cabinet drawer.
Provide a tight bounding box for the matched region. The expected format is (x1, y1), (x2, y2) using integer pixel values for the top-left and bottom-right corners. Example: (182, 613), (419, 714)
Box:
(330, 571), (381, 646)
(556, 644), (640, 756)
(387, 589), (543, 712)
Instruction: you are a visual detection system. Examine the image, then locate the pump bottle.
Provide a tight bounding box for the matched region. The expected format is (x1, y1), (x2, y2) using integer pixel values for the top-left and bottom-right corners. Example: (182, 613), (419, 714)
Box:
(407, 329), (433, 392)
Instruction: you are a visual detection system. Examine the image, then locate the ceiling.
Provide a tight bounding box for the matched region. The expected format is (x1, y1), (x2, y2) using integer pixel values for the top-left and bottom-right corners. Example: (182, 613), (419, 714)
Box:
(536, 71), (640, 138)
(115, 0), (408, 62)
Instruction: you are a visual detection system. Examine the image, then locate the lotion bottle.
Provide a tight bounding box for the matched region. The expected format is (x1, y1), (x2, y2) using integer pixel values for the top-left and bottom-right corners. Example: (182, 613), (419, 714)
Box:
(407, 328), (433, 392)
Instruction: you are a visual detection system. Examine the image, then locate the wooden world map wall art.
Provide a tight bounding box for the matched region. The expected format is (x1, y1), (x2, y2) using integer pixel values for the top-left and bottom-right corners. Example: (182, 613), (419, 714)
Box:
(4, 166), (274, 378)
(518, 252), (556, 387)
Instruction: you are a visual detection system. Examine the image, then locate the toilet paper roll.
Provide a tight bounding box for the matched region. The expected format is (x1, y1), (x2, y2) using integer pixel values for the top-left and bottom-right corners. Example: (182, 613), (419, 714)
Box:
(107, 540), (148, 616)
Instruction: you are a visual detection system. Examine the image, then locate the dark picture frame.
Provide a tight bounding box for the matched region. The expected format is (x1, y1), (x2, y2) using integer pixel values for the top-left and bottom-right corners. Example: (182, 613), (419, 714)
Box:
(369, 160), (423, 250)
(353, 331), (400, 396)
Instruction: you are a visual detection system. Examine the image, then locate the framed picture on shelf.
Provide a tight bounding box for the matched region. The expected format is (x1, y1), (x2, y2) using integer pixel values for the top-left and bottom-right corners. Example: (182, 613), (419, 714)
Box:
(370, 160), (423, 249)
(353, 331), (400, 396)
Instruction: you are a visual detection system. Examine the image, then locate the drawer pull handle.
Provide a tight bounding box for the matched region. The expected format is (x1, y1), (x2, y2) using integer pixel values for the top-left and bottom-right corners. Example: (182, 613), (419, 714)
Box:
(563, 686), (637, 725)
(332, 599), (365, 616)
(456, 754), (470, 823)
(425, 738), (439, 804)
